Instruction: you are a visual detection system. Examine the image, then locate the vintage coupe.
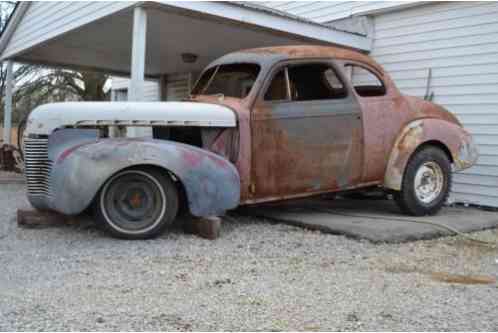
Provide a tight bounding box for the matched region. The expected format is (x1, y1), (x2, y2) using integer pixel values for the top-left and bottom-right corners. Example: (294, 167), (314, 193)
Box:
(24, 46), (478, 239)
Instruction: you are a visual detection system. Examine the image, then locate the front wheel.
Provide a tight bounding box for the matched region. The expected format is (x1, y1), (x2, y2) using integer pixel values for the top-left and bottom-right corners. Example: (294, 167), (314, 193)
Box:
(394, 147), (452, 216)
(94, 168), (179, 239)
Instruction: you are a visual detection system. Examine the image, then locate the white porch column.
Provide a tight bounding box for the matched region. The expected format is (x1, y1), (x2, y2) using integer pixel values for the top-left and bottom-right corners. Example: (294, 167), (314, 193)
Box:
(129, 6), (147, 102)
(127, 6), (148, 137)
(2, 60), (13, 144)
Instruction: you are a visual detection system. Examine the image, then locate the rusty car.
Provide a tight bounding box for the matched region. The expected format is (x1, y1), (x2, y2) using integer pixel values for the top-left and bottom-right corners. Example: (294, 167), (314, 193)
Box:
(23, 45), (478, 239)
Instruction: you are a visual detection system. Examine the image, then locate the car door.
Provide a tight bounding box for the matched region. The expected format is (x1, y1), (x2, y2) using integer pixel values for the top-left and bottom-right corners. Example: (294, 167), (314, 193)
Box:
(342, 62), (397, 183)
(250, 60), (364, 200)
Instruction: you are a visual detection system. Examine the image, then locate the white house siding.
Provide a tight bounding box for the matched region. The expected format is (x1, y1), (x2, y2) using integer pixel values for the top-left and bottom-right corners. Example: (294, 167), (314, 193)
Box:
(110, 73), (194, 102)
(369, 2), (498, 207)
(3, 2), (135, 59)
(110, 77), (160, 102)
(254, 1), (420, 24)
(164, 73), (194, 101)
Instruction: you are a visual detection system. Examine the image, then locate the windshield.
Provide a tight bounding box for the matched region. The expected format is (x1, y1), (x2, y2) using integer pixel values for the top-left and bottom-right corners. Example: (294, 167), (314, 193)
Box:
(191, 63), (260, 99)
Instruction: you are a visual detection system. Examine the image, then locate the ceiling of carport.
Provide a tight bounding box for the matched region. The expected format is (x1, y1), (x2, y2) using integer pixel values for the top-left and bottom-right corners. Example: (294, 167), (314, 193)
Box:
(14, 5), (334, 77)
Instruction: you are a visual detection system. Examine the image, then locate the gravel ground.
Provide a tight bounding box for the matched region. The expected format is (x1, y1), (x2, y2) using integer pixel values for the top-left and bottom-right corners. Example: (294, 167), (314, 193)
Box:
(1, 183), (498, 331)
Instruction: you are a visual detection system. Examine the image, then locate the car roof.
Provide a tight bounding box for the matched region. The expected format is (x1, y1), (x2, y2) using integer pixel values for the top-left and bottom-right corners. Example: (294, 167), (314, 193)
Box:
(209, 45), (383, 74)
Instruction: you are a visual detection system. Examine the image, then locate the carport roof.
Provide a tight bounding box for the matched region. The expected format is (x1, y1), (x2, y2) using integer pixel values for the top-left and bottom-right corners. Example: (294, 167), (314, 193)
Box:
(0, 1), (371, 77)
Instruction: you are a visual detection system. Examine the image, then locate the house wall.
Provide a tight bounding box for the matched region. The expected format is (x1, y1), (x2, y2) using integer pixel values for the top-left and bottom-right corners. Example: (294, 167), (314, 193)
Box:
(111, 72), (196, 102)
(162, 73), (194, 101)
(255, 1), (420, 24)
(110, 77), (161, 102)
(370, 2), (498, 206)
(2, 2), (134, 59)
(260, 1), (498, 207)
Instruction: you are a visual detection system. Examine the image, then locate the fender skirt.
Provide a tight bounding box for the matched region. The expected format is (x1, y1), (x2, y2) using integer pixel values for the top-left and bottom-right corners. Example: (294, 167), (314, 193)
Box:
(384, 119), (479, 191)
(37, 129), (240, 217)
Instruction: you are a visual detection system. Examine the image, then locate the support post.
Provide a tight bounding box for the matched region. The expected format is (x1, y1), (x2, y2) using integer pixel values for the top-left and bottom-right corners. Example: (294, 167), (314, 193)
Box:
(129, 6), (147, 102)
(3, 60), (13, 144)
(127, 6), (148, 138)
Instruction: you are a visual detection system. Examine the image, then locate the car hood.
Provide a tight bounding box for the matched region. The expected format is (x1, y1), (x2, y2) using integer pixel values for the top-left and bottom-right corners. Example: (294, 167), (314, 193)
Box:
(26, 101), (237, 136)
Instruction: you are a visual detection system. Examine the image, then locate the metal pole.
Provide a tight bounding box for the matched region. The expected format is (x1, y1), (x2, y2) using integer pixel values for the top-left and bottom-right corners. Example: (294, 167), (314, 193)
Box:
(3, 60), (13, 144)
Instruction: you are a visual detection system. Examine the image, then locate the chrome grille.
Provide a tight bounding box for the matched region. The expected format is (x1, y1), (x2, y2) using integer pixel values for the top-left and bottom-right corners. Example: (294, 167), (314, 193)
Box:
(24, 137), (52, 197)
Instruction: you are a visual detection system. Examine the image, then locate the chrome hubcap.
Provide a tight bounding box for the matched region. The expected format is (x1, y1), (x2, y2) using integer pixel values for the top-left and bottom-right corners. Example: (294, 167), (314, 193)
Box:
(414, 161), (444, 204)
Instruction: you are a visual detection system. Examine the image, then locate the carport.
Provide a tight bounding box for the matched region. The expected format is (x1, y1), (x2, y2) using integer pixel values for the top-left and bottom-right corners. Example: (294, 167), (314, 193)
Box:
(0, 1), (371, 143)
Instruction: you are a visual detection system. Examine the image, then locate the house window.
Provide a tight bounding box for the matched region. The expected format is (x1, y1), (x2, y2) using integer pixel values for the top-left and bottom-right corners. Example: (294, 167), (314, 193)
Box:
(287, 63), (347, 101)
(344, 64), (386, 97)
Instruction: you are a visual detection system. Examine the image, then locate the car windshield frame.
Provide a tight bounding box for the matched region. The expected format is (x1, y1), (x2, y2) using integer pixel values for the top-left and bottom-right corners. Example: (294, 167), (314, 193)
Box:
(191, 63), (261, 99)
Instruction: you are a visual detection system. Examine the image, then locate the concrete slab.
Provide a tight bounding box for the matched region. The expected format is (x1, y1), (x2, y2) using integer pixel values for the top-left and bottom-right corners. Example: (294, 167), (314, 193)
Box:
(238, 198), (498, 243)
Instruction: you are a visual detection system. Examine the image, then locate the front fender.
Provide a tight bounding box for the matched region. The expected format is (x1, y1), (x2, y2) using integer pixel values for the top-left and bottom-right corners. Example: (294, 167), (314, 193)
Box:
(46, 129), (240, 217)
(384, 119), (478, 190)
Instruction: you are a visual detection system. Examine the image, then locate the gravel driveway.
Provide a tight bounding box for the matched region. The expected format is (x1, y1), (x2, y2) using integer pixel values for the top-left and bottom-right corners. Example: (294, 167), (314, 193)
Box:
(1, 183), (497, 331)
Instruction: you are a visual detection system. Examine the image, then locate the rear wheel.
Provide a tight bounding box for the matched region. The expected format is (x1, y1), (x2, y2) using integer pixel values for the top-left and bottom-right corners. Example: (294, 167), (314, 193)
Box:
(394, 147), (451, 216)
(94, 168), (178, 239)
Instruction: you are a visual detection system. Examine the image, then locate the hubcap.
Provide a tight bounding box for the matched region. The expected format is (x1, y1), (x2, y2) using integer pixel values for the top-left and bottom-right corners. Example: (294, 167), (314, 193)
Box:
(414, 161), (444, 204)
(101, 170), (167, 234)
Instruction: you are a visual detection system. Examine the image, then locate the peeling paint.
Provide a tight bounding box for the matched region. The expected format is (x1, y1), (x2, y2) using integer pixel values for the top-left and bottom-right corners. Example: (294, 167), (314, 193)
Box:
(27, 129), (240, 218)
(454, 134), (479, 171)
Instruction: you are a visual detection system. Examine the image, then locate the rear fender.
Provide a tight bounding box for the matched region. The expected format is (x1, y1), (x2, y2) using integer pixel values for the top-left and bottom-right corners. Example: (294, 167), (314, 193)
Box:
(384, 119), (478, 190)
(47, 129), (240, 216)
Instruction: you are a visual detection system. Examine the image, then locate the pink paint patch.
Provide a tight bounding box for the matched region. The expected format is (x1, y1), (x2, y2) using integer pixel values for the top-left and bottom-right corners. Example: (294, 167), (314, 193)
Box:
(57, 142), (93, 164)
(208, 155), (230, 169)
(182, 150), (202, 167)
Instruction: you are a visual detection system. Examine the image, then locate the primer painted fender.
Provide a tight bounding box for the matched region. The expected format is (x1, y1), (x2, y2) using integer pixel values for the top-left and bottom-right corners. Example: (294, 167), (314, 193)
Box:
(44, 129), (240, 217)
(384, 118), (479, 190)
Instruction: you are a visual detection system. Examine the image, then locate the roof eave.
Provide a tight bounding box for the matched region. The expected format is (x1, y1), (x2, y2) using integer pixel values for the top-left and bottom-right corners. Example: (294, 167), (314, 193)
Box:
(0, 2), (30, 60)
(153, 1), (372, 52)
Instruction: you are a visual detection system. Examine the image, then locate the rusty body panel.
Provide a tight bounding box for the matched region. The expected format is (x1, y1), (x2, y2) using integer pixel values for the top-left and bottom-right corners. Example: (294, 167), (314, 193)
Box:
(28, 129), (240, 217)
(249, 69), (363, 200)
(189, 95), (253, 200)
(190, 45), (478, 204)
(384, 118), (478, 190)
(236, 45), (384, 73)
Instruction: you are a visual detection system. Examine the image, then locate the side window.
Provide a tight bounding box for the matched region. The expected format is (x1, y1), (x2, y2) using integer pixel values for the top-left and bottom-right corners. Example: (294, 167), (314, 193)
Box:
(264, 68), (289, 101)
(287, 63), (347, 101)
(345, 64), (386, 97)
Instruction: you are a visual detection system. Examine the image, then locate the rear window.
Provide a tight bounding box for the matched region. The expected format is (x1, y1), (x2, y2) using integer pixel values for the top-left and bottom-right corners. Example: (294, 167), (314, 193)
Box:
(344, 64), (386, 97)
(191, 63), (260, 99)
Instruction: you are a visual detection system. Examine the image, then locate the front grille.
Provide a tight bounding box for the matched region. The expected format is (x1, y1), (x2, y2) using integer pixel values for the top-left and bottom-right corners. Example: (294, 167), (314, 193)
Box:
(24, 137), (52, 197)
